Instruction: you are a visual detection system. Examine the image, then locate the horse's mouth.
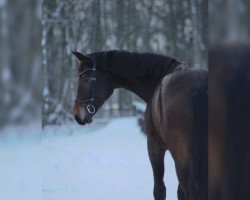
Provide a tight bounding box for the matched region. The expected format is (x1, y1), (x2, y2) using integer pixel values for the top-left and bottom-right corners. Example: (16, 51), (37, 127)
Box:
(74, 115), (93, 126)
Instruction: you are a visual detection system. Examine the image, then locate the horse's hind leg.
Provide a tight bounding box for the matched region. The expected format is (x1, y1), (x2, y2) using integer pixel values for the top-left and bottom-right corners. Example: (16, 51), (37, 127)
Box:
(147, 134), (166, 200)
(177, 184), (185, 200)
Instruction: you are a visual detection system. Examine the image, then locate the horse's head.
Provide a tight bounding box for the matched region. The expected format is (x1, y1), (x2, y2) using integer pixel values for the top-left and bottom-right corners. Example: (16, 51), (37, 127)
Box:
(72, 51), (115, 125)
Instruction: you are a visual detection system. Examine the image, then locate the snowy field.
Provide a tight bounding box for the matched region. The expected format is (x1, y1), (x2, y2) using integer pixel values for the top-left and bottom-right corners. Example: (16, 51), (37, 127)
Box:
(0, 117), (178, 200)
(0, 123), (41, 200)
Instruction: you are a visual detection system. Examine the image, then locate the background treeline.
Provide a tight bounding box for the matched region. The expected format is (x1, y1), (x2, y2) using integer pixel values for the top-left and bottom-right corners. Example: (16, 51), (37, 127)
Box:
(210, 0), (250, 43)
(0, 0), (41, 129)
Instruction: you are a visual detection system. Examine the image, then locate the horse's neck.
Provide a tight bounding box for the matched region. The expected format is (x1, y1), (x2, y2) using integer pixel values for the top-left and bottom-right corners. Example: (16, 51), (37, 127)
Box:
(131, 78), (160, 103)
(112, 75), (162, 103)
(113, 65), (186, 103)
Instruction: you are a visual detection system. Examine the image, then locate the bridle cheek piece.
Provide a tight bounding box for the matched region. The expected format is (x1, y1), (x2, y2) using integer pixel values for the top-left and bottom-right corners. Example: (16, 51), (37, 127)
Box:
(75, 59), (97, 117)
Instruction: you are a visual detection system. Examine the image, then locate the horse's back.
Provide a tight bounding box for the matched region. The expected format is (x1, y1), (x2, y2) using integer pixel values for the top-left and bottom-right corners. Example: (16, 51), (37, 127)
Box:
(162, 68), (207, 100)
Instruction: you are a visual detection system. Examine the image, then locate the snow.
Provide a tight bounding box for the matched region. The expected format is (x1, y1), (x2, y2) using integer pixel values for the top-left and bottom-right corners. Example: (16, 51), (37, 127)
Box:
(0, 123), (41, 200)
(0, 117), (178, 200)
(132, 101), (146, 111)
(43, 87), (49, 97)
(42, 117), (178, 200)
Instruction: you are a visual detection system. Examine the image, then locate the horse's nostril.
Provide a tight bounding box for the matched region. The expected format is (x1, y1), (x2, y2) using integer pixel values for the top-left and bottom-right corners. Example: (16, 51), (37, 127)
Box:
(74, 114), (82, 124)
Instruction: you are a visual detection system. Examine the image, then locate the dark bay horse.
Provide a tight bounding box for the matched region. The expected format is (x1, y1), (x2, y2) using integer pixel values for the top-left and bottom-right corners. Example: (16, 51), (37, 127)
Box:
(72, 50), (208, 200)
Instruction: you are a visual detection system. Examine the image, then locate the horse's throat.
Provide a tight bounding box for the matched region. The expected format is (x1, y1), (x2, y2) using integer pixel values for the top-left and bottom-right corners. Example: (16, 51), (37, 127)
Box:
(125, 79), (160, 103)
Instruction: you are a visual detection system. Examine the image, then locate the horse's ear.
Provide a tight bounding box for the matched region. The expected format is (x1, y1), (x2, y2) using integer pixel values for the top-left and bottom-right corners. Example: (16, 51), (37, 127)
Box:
(72, 51), (90, 63)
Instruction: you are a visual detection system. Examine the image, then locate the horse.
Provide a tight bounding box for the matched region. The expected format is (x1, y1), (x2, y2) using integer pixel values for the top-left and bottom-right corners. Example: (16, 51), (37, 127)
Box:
(72, 50), (208, 200)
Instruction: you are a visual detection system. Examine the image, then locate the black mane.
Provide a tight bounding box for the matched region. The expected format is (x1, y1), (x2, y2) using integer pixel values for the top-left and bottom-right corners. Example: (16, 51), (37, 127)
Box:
(88, 50), (181, 78)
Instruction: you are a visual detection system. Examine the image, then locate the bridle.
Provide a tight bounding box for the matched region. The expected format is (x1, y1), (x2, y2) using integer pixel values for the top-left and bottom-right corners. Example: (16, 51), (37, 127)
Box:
(75, 59), (97, 115)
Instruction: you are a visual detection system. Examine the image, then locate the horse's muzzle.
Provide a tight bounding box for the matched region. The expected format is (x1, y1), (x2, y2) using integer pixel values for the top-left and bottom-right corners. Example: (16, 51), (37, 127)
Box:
(74, 114), (93, 125)
(73, 104), (93, 125)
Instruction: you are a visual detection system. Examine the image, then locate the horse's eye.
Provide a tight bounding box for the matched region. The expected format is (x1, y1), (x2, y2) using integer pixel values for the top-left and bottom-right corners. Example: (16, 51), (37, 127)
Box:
(81, 77), (90, 83)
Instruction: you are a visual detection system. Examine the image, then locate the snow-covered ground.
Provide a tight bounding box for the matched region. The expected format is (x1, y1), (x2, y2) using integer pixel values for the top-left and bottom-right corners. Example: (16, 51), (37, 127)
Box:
(0, 123), (41, 200)
(42, 117), (178, 200)
(0, 117), (178, 200)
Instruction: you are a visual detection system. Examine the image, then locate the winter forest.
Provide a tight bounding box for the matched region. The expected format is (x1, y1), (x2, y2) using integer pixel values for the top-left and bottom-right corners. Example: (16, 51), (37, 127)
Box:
(1, 1), (250, 200)
(0, 0), (249, 128)
(42, 0), (207, 126)
(1, 0), (249, 128)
